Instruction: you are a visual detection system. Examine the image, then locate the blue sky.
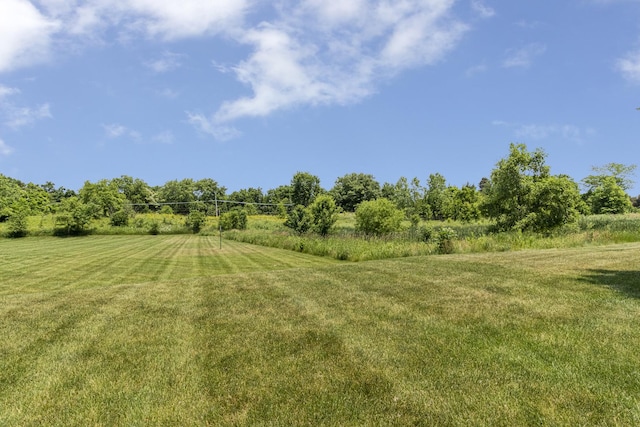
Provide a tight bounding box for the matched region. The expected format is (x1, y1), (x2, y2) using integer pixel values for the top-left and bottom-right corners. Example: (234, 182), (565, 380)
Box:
(1, 0), (640, 196)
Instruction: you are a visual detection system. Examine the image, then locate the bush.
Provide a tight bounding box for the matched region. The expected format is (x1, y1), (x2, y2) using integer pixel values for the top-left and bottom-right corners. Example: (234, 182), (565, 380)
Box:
(110, 209), (130, 227)
(185, 210), (207, 233)
(436, 227), (457, 254)
(220, 209), (248, 231)
(355, 198), (404, 236)
(7, 210), (28, 238)
(284, 205), (312, 235)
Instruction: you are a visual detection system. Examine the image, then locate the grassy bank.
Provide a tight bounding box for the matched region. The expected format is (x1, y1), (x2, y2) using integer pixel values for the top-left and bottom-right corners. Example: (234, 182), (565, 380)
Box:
(1, 236), (640, 424)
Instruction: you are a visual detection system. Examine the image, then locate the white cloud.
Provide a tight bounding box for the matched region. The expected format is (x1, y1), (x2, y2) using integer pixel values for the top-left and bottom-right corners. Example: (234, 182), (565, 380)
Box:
(186, 112), (241, 141)
(103, 123), (127, 138)
(0, 85), (20, 99)
(0, 0), (60, 72)
(6, 1), (472, 141)
(616, 50), (640, 83)
(102, 122), (141, 141)
(145, 51), (184, 73)
(465, 63), (488, 77)
(493, 120), (596, 144)
(212, 0), (468, 129)
(4, 103), (52, 129)
(503, 43), (546, 68)
(0, 138), (14, 157)
(471, 0), (495, 18)
(152, 130), (174, 144)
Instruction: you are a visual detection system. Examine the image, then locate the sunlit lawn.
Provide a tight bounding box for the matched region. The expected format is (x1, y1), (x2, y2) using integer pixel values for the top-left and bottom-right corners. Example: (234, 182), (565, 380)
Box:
(1, 236), (640, 425)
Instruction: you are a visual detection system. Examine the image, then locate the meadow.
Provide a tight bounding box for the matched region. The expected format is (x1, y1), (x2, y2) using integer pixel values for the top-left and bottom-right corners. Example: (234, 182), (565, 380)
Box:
(2, 234), (640, 425)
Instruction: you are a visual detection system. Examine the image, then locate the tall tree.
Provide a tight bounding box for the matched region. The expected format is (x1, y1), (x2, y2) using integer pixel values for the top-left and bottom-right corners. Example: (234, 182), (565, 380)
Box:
(290, 172), (322, 207)
(482, 143), (582, 232)
(78, 179), (126, 217)
(582, 163), (635, 215)
(330, 172), (381, 212)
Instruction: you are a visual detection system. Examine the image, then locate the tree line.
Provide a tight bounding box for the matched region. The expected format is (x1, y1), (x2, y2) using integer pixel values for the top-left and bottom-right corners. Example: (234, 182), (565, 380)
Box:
(1, 143), (638, 236)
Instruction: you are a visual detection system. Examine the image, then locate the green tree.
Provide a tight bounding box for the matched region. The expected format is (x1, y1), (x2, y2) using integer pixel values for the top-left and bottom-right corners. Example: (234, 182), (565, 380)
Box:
(448, 184), (481, 222)
(585, 176), (632, 214)
(330, 173), (381, 212)
(583, 163), (636, 192)
(158, 179), (196, 215)
(355, 198), (404, 236)
(113, 175), (157, 213)
(228, 187), (264, 215)
(79, 179), (126, 217)
(55, 197), (96, 235)
(424, 173), (450, 220)
(291, 172), (322, 207)
(194, 178), (226, 215)
(582, 164), (635, 215)
(482, 143), (582, 232)
(6, 202), (29, 237)
(284, 205), (312, 235)
(309, 194), (338, 237)
(185, 209), (207, 233)
(220, 209), (248, 231)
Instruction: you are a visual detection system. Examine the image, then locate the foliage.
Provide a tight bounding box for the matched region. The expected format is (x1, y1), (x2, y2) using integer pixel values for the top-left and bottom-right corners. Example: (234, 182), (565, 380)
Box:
(78, 179), (126, 218)
(424, 173), (449, 220)
(185, 209), (207, 233)
(113, 175), (157, 212)
(158, 179), (196, 215)
(584, 175), (632, 215)
(355, 198), (404, 236)
(308, 194), (339, 236)
(284, 205), (312, 235)
(109, 209), (131, 227)
(482, 143), (583, 232)
(436, 227), (457, 254)
(582, 162), (636, 192)
(54, 197), (96, 235)
(220, 209), (248, 231)
(330, 172), (381, 212)
(290, 172), (322, 207)
(6, 206), (29, 238)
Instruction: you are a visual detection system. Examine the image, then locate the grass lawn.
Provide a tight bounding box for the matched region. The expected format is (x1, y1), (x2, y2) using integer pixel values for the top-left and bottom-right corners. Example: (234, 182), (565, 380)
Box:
(1, 236), (640, 425)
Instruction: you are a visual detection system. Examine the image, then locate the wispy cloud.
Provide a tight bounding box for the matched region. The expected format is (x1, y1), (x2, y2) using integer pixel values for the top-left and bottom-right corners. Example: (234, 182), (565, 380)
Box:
(616, 50), (640, 83)
(471, 0), (495, 18)
(145, 51), (184, 73)
(102, 123), (141, 141)
(0, 84), (52, 129)
(493, 120), (596, 144)
(0, 137), (14, 157)
(152, 130), (174, 144)
(502, 43), (546, 68)
(186, 112), (240, 141)
(213, 0), (469, 127)
(0, 84), (20, 99)
(4, 103), (52, 129)
(4, 1), (473, 140)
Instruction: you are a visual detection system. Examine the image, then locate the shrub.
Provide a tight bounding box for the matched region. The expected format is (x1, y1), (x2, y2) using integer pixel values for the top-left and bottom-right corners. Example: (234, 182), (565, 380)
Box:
(185, 210), (207, 233)
(355, 198), (404, 236)
(309, 195), (338, 236)
(284, 205), (312, 235)
(436, 227), (457, 254)
(110, 209), (130, 227)
(220, 209), (248, 231)
(7, 209), (28, 238)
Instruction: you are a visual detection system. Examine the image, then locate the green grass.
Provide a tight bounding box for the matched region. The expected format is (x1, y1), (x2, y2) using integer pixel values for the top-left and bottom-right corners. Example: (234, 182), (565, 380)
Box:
(2, 236), (640, 425)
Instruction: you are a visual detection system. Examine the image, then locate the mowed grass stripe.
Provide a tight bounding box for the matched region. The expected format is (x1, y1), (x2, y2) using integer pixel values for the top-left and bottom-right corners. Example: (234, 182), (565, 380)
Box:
(1, 238), (640, 424)
(0, 236), (338, 295)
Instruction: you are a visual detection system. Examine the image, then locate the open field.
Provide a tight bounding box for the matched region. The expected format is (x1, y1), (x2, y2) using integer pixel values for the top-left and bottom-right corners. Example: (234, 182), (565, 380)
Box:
(1, 236), (640, 425)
